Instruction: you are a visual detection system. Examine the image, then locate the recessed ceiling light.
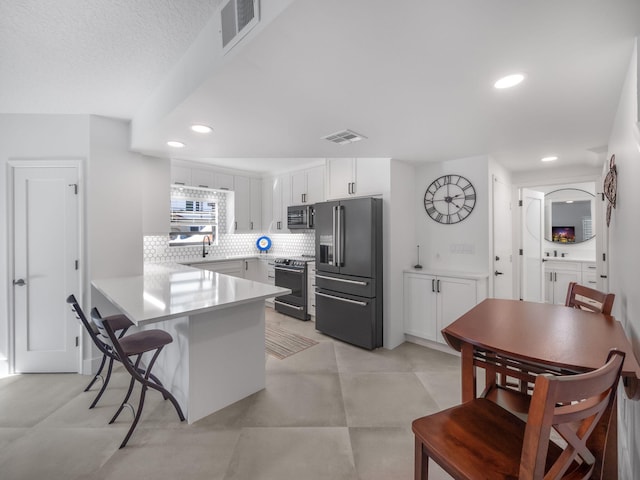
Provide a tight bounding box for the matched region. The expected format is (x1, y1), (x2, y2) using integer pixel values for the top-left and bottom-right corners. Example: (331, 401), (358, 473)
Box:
(167, 141), (185, 148)
(541, 156), (558, 162)
(494, 73), (525, 89)
(191, 124), (213, 134)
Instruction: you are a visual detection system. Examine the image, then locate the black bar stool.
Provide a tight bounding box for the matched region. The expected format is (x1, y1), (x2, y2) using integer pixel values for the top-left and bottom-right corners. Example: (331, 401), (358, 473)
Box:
(66, 294), (133, 408)
(91, 308), (185, 448)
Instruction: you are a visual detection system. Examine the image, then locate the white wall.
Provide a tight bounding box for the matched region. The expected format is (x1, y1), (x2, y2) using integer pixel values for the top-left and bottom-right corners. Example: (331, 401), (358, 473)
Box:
(0, 114), (153, 376)
(386, 159), (417, 349)
(606, 39), (640, 480)
(0, 114), (90, 376)
(415, 155), (490, 274)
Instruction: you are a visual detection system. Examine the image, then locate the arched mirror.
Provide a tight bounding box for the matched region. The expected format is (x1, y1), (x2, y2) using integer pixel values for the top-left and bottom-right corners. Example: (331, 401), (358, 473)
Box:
(544, 188), (595, 243)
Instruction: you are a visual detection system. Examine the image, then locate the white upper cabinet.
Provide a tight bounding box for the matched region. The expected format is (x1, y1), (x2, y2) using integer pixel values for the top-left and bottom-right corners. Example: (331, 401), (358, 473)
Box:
(263, 173), (291, 231)
(170, 161), (235, 190)
(326, 158), (388, 199)
(214, 172), (235, 191)
(171, 164), (192, 186)
(191, 167), (215, 189)
(291, 165), (325, 204)
(232, 175), (262, 232)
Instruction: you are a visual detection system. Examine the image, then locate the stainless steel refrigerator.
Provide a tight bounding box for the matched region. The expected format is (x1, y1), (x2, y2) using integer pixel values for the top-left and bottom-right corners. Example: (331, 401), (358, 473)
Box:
(314, 197), (382, 349)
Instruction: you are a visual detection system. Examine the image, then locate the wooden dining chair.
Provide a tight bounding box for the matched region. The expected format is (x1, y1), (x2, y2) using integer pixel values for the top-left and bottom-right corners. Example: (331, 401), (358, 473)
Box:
(565, 281), (615, 315)
(412, 349), (625, 480)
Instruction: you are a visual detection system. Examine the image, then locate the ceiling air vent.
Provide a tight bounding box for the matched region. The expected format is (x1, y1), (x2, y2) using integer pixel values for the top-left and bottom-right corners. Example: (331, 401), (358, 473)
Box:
(322, 129), (368, 145)
(221, 0), (260, 53)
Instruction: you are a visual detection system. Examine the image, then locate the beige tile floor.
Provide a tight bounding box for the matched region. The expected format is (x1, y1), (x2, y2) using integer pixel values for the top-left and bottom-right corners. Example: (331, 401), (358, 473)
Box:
(0, 308), (460, 480)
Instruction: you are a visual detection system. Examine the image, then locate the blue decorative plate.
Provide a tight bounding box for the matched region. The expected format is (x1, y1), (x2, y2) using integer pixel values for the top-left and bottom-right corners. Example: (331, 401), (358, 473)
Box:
(256, 236), (272, 252)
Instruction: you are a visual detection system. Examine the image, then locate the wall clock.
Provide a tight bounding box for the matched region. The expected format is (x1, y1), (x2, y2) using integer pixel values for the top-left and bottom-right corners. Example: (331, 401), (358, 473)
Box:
(424, 174), (476, 224)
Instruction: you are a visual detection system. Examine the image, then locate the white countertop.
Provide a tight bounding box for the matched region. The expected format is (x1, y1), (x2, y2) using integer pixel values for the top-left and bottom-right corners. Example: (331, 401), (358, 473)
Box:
(542, 257), (596, 263)
(92, 263), (290, 325)
(404, 268), (490, 280)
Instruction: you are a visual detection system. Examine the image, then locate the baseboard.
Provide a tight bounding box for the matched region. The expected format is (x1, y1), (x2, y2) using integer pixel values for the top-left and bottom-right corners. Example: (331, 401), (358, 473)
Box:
(404, 334), (459, 357)
(82, 355), (103, 376)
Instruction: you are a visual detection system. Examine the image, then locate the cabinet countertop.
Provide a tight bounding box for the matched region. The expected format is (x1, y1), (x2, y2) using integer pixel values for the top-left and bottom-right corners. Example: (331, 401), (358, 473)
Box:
(92, 263), (289, 326)
(404, 268), (489, 280)
(543, 257), (596, 263)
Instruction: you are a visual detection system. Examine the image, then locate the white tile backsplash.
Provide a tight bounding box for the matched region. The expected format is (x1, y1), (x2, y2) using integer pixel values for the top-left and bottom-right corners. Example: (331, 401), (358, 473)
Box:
(145, 186), (315, 263)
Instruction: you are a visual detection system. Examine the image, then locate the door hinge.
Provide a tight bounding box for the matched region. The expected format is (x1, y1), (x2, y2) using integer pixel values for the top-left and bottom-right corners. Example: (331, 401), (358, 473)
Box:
(519, 249), (523, 255)
(602, 253), (606, 262)
(68, 183), (78, 195)
(75, 260), (79, 270)
(518, 200), (523, 207)
(600, 275), (608, 278)
(75, 336), (79, 347)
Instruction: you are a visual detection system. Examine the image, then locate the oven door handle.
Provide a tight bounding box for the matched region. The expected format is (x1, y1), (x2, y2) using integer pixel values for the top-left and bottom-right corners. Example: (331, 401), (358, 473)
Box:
(274, 300), (304, 311)
(274, 266), (304, 273)
(315, 274), (368, 286)
(316, 291), (368, 307)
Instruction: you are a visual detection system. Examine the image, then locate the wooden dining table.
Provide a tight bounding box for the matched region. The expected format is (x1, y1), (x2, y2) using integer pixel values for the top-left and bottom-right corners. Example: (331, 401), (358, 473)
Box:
(442, 298), (640, 480)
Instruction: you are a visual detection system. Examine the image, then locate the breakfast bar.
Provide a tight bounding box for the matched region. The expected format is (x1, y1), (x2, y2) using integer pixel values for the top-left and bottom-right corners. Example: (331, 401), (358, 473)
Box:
(92, 263), (290, 423)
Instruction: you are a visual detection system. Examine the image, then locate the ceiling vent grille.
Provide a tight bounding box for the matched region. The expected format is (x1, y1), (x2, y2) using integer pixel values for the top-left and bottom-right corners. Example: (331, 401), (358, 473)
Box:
(322, 129), (368, 145)
(221, 0), (260, 53)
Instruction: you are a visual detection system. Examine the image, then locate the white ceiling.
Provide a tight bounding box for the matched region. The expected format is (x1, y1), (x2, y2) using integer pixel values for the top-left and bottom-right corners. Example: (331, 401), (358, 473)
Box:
(2, 0), (639, 174)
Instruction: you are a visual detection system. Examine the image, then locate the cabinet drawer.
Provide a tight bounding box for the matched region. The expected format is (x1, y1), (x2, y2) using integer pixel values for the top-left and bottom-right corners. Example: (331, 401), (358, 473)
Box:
(581, 262), (597, 273)
(544, 261), (581, 272)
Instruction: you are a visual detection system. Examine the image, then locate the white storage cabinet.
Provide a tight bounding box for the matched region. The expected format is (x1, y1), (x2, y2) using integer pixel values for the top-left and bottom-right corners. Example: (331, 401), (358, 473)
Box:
(404, 271), (488, 345)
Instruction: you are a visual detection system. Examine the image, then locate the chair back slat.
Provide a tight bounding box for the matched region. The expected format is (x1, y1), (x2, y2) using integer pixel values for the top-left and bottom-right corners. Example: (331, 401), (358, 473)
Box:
(565, 282), (615, 315)
(519, 349), (624, 480)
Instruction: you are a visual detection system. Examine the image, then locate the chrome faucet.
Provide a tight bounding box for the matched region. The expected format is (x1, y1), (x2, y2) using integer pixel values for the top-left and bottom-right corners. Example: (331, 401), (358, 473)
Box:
(202, 236), (211, 258)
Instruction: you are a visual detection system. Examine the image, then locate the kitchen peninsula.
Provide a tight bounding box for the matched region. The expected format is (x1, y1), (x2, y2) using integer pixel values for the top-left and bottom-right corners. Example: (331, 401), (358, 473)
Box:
(92, 263), (290, 423)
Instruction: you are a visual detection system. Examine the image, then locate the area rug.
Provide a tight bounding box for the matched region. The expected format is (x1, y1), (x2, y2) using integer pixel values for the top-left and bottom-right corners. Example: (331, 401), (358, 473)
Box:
(265, 324), (319, 359)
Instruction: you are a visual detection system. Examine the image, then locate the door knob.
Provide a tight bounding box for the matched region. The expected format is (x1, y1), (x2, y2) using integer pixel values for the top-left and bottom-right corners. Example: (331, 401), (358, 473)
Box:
(13, 279), (26, 286)
(494, 271), (504, 276)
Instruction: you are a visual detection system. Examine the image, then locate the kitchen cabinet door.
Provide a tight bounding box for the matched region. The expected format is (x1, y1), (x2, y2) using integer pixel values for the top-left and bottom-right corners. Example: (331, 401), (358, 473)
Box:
(307, 261), (316, 317)
(243, 258), (260, 281)
(404, 273), (438, 341)
(233, 175), (251, 232)
(267, 173), (290, 231)
(326, 158), (354, 199)
(353, 158), (388, 197)
(544, 261), (581, 304)
(191, 168), (215, 188)
(249, 177), (262, 231)
(214, 172), (234, 191)
(171, 165), (191, 185)
(292, 165), (326, 204)
(436, 276), (477, 343)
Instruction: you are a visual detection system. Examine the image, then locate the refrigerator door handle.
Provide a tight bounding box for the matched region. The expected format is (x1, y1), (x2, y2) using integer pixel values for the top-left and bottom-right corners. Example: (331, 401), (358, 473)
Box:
(336, 205), (343, 267)
(316, 291), (368, 307)
(333, 206), (338, 267)
(315, 274), (368, 286)
(274, 300), (304, 311)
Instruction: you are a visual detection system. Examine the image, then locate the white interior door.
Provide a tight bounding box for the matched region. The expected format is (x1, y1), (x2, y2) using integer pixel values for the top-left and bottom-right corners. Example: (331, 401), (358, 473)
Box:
(13, 165), (80, 372)
(492, 175), (513, 299)
(521, 188), (545, 302)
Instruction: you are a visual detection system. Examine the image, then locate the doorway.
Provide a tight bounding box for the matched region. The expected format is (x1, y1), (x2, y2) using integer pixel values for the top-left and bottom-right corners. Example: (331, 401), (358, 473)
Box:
(10, 161), (81, 372)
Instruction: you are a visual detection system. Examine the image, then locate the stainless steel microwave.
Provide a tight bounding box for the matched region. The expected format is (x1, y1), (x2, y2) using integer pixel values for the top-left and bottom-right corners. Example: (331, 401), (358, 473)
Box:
(287, 205), (314, 230)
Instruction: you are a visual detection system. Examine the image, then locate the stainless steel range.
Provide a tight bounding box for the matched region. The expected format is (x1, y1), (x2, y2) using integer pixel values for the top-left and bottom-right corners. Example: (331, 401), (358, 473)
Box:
(273, 256), (313, 321)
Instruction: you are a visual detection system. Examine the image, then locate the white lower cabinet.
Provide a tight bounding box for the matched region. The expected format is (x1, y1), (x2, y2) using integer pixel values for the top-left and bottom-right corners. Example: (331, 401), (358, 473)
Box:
(544, 260), (593, 305)
(195, 260), (244, 278)
(404, 271), (488, 345)
(307, 262), (316, 317)
(243, 258), (260, 281)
